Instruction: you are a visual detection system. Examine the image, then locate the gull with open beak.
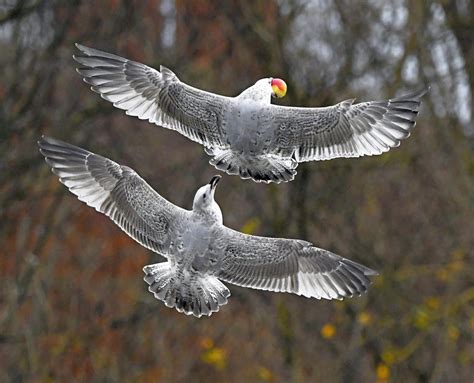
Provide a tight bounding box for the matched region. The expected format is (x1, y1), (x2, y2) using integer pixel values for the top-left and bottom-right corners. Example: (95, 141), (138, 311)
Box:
(39, 136), (378, 317)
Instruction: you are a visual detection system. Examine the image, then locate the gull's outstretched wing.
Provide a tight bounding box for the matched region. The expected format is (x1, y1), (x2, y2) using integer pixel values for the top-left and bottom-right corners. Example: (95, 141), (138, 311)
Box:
(214, 227), (377, 300)
(38, 136), (188, 257)
(269, 89), (427, 162)
(74, 44), (230, 148)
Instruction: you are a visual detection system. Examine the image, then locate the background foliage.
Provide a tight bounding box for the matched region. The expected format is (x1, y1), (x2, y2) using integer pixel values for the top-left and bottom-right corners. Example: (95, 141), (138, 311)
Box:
(1, 1), (473, 382)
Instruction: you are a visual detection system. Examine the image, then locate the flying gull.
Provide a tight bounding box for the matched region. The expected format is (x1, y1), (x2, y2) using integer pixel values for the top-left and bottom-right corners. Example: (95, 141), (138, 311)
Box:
(39, 136), (377, 317)
(74, 43), (427, 184)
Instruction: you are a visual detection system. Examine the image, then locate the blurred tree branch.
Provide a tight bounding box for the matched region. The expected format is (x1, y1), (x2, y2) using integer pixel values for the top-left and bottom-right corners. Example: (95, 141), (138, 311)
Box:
(0, 0), (42, 25)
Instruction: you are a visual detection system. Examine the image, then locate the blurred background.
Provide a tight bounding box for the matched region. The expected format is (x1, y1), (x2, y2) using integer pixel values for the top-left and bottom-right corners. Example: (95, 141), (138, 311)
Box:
(1, 0), (473, 382)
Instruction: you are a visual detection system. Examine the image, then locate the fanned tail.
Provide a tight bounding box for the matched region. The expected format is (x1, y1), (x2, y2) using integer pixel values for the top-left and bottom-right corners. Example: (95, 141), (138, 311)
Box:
(143, 262), (230, 317)
(205, 147), (297, 183)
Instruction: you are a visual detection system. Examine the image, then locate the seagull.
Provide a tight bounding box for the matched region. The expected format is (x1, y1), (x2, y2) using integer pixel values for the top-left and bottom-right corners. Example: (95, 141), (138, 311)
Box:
(39, 136), (378, 317)
(74, 43), (427, 184)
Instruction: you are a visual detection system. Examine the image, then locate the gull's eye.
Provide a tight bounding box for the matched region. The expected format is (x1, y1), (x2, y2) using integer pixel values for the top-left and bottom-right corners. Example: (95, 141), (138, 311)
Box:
(203, 194), (207, 200)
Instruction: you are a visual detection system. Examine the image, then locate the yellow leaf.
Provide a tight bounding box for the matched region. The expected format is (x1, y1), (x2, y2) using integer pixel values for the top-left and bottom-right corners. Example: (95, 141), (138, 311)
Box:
(240, 217), (261, 235)
(376, 363), (390, 381)
(257, 366), (273, 381)
(320, 323), (336, 339)
(425, 297), (440, 310)
(414, 308), (431, 330)
(357, 311), (372, 326)
(436, 269), (449, 282)
(447, 325), (460, 342)
(381, 349), (396, 365)
(201, 347), (226, 370)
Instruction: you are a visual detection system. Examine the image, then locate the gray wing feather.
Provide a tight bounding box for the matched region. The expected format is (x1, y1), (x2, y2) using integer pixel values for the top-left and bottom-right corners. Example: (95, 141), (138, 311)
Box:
(271, 89), (427, 162)
(38, 136), (187, 257)
(214, 227), (377, 300)
(74, 44), (229, 148)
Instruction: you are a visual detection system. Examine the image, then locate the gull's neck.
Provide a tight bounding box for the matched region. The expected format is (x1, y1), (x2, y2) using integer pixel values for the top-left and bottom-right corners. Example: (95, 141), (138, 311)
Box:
(237, 83), (271, 104)
(193, 202), (223, 225)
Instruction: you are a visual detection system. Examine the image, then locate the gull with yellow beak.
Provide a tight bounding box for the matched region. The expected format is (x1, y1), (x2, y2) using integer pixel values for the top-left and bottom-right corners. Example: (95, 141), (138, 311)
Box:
(74, 44), (427, 183)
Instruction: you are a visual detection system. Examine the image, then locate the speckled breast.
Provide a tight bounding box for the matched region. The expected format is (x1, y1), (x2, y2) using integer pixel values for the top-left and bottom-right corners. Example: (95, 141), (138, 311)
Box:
(225, 101), (275, 155)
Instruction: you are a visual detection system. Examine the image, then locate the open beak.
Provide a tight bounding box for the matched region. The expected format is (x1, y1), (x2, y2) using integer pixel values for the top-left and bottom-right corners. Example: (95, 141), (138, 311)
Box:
(209, 175), (221, 190)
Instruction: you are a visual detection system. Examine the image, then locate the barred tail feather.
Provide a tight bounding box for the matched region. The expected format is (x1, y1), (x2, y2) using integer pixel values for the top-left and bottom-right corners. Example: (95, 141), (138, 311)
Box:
(206, 147), (297, 183)
(143, 262), (230, 317)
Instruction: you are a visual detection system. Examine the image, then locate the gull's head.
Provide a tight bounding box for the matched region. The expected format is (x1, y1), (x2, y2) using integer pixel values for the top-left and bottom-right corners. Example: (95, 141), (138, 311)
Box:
(271, 78), (287, 98)
(239, 78), (287, 102)
(193, 175), (223, 222)
(253, 78), (287, 98)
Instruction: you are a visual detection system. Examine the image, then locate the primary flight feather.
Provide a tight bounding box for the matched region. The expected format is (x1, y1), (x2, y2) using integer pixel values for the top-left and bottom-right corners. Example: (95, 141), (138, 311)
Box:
(39, 136), (377, 317)
(73, 44), (427, 184)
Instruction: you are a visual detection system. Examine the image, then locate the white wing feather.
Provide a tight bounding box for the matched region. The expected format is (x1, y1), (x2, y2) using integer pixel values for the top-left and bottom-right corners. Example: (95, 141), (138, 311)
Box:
(214, 227), (377, 300)
(74, 44), (230, 148)
(38, 136), (188, 256)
